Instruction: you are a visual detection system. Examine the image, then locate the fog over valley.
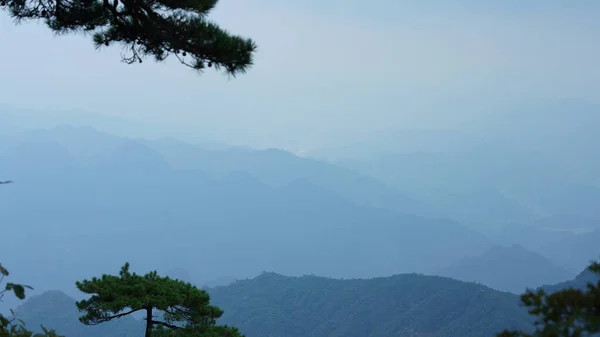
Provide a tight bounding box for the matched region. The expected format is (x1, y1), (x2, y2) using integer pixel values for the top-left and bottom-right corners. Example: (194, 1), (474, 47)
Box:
(1, 101), (599, 295)
(2, 1), (600, 337)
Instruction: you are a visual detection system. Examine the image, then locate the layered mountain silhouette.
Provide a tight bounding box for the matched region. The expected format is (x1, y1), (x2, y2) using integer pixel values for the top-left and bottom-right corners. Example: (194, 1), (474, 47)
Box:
(436, 244), (572, 293)
(535, 229), (600, 274)
(2, 123), (597, 310)
(0, 125), (493, 298)
(541, 266), (600, 293)
(141, 137), (432, 217)
(319, 100), (600, 232)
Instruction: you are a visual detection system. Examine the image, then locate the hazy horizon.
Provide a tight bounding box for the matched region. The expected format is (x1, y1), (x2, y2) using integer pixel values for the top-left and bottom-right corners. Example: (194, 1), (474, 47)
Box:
(3, 1), (600, 150)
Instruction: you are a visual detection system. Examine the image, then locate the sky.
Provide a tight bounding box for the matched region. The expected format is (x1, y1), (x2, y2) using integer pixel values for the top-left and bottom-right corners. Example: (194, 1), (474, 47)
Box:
(1, 1), (600, 150)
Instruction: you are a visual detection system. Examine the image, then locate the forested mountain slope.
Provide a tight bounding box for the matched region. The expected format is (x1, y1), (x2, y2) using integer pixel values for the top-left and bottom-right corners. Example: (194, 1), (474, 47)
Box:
(209, 272), (532, 337)
(14, 273), (532, 337)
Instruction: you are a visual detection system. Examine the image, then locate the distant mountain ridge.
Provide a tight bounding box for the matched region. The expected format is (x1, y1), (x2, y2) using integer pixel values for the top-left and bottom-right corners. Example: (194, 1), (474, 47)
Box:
(2, 125), (432, 217)
(316, 100), (600, 232)
(140, 137), (433, 217)
(13, 272), (533, 337)
(210, 272), (533, 337)
(0, 125), (493, 296)
(3, 123), (596, 308)
(541, 267), (600, 294)
(535, 229), (600, 275)
(437, 244), (572, 293)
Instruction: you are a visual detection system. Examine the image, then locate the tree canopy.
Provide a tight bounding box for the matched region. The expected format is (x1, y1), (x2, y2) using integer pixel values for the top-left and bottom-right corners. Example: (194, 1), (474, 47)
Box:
(0, 0), (257, 76)
(496, 261), (600, 337)
(75, 262), (243, 337)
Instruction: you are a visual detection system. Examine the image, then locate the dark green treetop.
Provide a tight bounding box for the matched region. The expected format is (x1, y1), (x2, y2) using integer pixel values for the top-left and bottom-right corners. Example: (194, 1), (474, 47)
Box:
(1, 0), (257, 76)
(496, 261), (600, 337)
(76, 262), (243, 337)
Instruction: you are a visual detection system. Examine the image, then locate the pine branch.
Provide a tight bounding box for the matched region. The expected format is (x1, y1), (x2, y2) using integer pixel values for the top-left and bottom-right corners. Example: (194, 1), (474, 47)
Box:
(81, 307), (143, 325)
(151, 320), (182, 330)
(1, 0), (257, 76)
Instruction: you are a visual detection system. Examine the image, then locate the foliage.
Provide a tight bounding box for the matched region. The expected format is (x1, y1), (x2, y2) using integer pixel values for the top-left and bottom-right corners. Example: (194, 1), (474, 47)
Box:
(0, 264), (62, 337)
(11, 290), (142, 337)
(0, 0), (257, 76)
(152, 325), (242, 337)
(496, 261), (600, 337)
(75, 262), (244, 337)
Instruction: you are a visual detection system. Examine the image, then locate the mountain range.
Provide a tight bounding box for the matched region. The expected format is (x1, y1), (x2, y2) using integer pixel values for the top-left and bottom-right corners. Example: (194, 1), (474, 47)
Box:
(13, 271), (535, 337)
(0, 125), (493, 302)
(316, 100), (600, 235)
(1, 123), (597, 300)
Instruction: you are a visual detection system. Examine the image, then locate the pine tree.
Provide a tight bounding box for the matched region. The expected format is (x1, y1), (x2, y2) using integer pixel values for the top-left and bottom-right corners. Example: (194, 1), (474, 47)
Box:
(1, 0), (257, 76)
(76, 263), (244, 337)
(496, 261), (600, 337)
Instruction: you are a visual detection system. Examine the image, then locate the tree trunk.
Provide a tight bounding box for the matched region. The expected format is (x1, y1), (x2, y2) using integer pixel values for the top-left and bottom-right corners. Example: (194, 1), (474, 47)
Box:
(145, 307), (153, 337)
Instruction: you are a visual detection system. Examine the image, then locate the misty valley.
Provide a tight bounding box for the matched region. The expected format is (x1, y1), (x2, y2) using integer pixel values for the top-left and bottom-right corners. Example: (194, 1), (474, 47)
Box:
(1, 108), (600, 337)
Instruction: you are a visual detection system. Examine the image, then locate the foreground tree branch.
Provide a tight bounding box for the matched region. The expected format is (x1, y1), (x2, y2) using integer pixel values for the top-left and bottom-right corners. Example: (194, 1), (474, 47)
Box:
(1, 0), (257, 76)
(496, 261), (600, 337)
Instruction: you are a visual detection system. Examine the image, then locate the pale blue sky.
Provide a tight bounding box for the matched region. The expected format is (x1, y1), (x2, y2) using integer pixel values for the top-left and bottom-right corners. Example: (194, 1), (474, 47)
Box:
(1, 1), (599, 149)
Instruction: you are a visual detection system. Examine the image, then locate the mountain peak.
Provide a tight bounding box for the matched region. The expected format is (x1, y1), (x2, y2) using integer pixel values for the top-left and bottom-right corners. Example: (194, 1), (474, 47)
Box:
(15, 290), (75, 315)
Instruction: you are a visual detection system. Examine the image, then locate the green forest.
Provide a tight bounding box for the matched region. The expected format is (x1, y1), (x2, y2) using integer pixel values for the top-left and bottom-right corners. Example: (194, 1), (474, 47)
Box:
(2, 261), (600, 337)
